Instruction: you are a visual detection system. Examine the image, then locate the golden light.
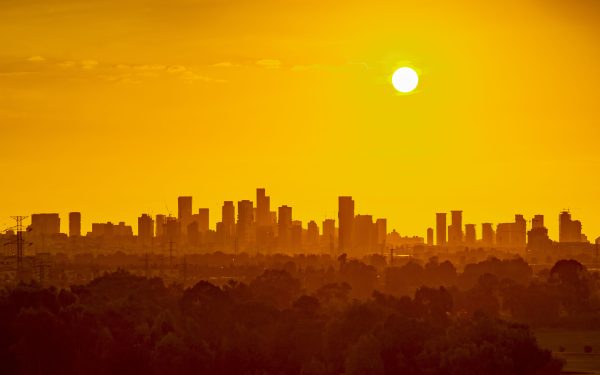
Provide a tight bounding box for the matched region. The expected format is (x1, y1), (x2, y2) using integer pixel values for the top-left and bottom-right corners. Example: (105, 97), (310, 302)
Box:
(392, 67), (419, 93)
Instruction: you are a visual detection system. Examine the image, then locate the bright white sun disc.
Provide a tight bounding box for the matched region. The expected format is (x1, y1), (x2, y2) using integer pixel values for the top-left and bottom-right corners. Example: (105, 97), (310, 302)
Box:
(392, 67), (419, 93)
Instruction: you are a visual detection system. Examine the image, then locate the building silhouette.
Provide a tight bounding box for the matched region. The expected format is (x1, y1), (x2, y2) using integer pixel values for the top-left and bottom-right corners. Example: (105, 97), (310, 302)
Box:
(69, 212), (81, 237)
(496, 215), (526, 248)
(221, 201), (235, 241)
(354, 214), (374, 252)
(481, 223), (494, 247)
(237, 200), (254, 247)
(278, 205), (292, 250)
(448, 210), (463, 246)
(435, 213), (447, 246)
(31, 213), (60, 236)
(138, 214), (154, 244)
(426, 227), (434, 246)
(338, 196), (354, 252)
(559, 210), (586, 243)
(465, 224), (476, 246)
(155, 214), (166, 238)
(306, 220), (319, 247)
(528, 214), (552, 252)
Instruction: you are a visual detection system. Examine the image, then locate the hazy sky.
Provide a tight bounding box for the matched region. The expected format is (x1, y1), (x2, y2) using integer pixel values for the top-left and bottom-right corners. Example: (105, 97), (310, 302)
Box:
(1, 0), (599, 240)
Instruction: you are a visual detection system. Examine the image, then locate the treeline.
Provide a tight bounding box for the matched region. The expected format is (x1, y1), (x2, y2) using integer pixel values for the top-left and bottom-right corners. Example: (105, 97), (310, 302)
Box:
(382, 258), (600, 329)
(0, 263), (566, 375)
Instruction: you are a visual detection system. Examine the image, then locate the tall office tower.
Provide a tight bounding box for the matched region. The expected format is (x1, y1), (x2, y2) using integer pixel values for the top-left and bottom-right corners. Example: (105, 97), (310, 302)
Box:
(338, 196), (355, 252)
(426, 227), (434, 246)
(178, 196), (193, 236)
(436, 213), (447, 246)
(528, 216), (552, 252)
(222, 201), (235, 240)
(354, 214), (374, 253)
(496, 215), (527, 248)
(178, 196), (193, 221)
(513, 215), (527, 247)
(30, 213), (61, 236)
(375, 218), (387, 247)
(138, 214), (154, 244)
(69, 212), (81, 237)
(465, 224), (476, 245)
(290, 221), (303, 251)
(278, 205), (292, 249)
(559, 210), (584, 243)
(495, 223), (512, 247)
(448, 210), (463, 245)
(256, 188), (271, 226)
(237, 200), (254, 246)
(532, 215), (544, 229)
(306, 221), (319, 248)
(197, 208), (209, 232)
(322, 219), (336, 249)
(481, 223), (494, 247)
(255, 188), (273, 252)
(155, 214), (166, 237)
(164, 216), (180, 243)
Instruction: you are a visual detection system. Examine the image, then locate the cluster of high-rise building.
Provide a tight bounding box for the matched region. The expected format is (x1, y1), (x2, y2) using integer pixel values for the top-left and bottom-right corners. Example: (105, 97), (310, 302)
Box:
(429, 210), (592, 252)
(6, 191), (597, 255)
(13, 189), (392, 255)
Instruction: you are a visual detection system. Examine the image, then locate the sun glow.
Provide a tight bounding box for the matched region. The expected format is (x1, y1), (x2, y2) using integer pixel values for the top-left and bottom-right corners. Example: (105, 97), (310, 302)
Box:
(392, 67), (419, 93)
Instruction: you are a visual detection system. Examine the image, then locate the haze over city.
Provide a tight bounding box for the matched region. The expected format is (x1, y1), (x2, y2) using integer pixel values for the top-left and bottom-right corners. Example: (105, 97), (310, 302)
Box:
(1, 1), (600, 374)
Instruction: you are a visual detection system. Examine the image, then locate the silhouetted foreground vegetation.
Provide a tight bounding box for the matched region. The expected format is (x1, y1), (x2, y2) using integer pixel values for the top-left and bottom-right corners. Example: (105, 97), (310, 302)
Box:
(0, 266), (564, 375)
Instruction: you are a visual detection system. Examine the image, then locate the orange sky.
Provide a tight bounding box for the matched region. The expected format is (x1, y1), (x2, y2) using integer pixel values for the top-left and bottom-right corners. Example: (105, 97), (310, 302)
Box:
(0, 0), (599, 240)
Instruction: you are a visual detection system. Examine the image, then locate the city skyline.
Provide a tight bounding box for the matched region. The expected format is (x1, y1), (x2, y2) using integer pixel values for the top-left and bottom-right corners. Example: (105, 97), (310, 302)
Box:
(8, 187), (597, 247)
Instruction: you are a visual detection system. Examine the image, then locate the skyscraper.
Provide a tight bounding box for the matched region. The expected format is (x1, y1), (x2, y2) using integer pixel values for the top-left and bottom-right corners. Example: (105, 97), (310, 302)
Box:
(375, 218), (387, 248)
(221, 201), (235, 240)
(436, 213), (447, 246)
(448, 210), (463, 245)
(496, 215), (527, 248)
(197, 208), (209, 232)
(559, 210), (585, 243)
(256, 188), (271, 227)
(178, 196), (192, 221)
(532, 215), (544, 229)
(155, 214), (166, 237)
(138, 214), (154, 244)
(528, 215), (552, 252)
(322, 219), (335, 250)
(30, 213), (61, 236)
(426, 227), (434, 246)
(354, 214), (374, 253)
(237, 200), (254, 246)
(465, 224), (476, 245)
(69, 212), (81, 237)
(338, 196), (354, 252)
(513, 215), (527, 247)
(278, 205), (292, 249)
(481, 223), (494, 246)
(306, 220), (319, 248)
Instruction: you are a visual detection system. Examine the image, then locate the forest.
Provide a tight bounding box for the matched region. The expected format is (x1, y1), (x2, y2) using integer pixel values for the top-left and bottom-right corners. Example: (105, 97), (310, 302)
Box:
(1, 256), (598, 374)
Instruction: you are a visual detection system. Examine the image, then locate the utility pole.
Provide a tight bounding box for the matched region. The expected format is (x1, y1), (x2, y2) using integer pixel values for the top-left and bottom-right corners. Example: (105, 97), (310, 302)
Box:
(3, 216), (30, 283)
(35, 252), (51, 286)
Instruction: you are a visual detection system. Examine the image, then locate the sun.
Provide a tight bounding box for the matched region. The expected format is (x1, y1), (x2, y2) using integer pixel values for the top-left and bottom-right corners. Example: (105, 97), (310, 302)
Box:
(392, 67), (419, 93)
